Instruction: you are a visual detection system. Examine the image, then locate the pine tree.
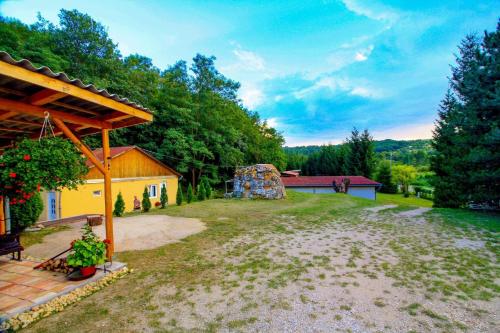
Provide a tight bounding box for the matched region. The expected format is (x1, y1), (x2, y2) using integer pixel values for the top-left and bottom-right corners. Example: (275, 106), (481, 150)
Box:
(160, 185), (168, 208)
(113, 192), (125, 216)
(187, 183), (193, 203)
(197, 182), (206, 201)
(376, 161), (397, 194)
(202, 177), (212, 199)
(142, 187), (151, 212)
(176, 184), (183, 206)
(432, 23), (500, 207)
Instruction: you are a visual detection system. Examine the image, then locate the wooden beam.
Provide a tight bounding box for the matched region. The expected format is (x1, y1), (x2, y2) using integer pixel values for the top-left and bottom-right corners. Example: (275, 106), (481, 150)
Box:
(52, 117), (106, 175)
(0, 61), (153, 122)
(0, 97), (112, 129)
(102, 128), (114, 260)
(0, 111), (17, 121)
(51, 101), (101, 116)
(4, 118), (42, 127)
(0, 127), (30, 133)
(26, 89), (67, 106)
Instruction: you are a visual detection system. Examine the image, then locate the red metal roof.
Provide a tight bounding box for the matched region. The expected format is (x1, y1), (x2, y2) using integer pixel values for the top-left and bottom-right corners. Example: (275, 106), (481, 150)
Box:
(281, 176), (380, 187)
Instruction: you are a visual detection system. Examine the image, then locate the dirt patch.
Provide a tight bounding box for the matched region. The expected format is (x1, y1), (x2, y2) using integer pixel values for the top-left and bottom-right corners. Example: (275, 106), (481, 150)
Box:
(24, 215), (206, 257)
(364, 204), (398, 213)
(397, 207), (431, 217)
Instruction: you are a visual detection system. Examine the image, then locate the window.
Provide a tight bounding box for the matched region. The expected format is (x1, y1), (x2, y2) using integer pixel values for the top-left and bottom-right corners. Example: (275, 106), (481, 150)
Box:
(92, 190), (102, 197)
(148, 185), (158, 198)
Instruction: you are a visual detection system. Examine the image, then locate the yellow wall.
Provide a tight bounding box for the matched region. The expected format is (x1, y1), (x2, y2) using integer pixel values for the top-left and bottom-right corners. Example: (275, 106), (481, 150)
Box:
(59, 176), (178, 218)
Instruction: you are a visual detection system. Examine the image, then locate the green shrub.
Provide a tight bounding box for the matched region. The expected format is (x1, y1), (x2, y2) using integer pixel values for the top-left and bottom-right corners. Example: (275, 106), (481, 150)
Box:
(142, 187), (151, 212)
(187, 183), (193, 203)
(203, 177), (212, 199)
(67, 225), (106, 268)
(113, 192), (125, 216)
(160, 185), (168, 208)
(10, 192), (43, 230)
(176, 185), (183, 206)
(197, 183), (206, 201)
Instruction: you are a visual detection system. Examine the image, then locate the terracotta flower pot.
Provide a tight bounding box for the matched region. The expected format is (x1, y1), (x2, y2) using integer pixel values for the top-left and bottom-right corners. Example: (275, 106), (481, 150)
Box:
(80, 266), (96, 277)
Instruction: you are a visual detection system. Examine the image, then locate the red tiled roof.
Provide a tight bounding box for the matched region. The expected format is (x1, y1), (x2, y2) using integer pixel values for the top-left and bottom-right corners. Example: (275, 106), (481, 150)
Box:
(85, 146), (135, 167)
(281, 176), (380, 187)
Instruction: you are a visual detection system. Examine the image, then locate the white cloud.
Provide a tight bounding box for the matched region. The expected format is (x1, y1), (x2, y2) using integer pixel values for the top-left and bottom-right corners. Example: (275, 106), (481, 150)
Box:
(327, 44), (374, 70)
(266, 117), (279, 128)
(239, 84), (264, 109)
(341, 0), (399, 24)
(354, 45), (374, 61)
(293, 75), (383, 100)
(233, 48), (265, 71)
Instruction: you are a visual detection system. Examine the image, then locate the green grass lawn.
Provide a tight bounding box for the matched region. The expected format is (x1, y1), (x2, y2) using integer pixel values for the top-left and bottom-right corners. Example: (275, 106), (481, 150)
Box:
(377, 193), (433, 208)
(20, 191), (499, 332)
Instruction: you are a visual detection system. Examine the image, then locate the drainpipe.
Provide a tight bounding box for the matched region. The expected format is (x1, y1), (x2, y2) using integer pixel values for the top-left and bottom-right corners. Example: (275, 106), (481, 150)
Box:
(5, 197), (11, 233)
(58, 191), (62, 220)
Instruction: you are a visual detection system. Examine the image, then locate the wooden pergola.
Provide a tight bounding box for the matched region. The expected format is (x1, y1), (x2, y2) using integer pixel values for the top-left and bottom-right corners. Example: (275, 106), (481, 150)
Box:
(0, 51), (153, 259)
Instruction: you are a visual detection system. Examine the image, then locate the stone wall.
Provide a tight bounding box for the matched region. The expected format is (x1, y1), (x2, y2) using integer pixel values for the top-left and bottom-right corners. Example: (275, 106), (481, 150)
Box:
(233, 164), (286, 199)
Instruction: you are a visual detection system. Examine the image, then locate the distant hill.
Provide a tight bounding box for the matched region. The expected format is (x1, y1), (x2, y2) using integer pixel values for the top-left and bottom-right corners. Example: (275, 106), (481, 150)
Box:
(284, 139), (433, 167)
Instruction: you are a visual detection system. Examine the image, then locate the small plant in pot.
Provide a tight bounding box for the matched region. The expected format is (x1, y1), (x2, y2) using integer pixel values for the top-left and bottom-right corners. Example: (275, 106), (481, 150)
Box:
(67, 225), (106, 278)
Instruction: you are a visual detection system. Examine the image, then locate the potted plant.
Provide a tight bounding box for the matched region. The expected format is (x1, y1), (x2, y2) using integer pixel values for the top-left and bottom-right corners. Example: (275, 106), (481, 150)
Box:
(67, 225), (107, 278)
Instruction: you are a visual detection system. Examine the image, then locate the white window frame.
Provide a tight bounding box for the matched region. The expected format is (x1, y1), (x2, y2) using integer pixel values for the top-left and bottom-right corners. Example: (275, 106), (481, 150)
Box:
(148, 184), (158, 198)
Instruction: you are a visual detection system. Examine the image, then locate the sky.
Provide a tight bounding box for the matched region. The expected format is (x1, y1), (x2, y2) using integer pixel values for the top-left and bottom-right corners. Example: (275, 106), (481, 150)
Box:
(1, 0), (498, 146)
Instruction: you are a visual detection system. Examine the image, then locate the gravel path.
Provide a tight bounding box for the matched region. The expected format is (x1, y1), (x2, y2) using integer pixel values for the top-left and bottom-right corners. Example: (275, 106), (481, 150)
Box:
(147, 205), (498, 333)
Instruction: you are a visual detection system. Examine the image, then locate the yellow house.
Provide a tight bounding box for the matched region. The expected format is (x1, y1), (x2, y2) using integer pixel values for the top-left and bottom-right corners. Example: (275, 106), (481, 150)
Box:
(39, 146), (180, 221)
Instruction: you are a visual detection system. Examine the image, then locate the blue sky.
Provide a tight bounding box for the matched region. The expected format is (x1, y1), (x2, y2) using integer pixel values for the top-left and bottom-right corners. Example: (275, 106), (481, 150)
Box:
(1, 0), (498, 146)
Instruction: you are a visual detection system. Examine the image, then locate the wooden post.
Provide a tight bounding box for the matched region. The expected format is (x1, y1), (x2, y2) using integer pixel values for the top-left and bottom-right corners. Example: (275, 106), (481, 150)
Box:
(0, 196), (5, 235)
(102, 129), (114, 260)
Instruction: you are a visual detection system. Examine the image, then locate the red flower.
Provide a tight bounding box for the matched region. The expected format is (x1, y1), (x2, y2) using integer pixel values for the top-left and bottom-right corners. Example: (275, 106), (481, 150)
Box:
(18, 199), (25, 204)
(103, 239), (111, 244)
(37, 184), (41, 192)
(23, 154), (31, 161)
(9, 172), (16, 178)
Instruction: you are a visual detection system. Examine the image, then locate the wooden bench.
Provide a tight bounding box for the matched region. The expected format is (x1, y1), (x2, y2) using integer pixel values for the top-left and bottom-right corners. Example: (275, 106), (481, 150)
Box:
(0, 232), (23, 261)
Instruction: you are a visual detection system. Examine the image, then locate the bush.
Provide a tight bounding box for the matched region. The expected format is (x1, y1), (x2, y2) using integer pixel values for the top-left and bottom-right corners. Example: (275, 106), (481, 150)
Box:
(10, 192), (43, 230)
(142, 187), (151, 212)
(160, 185), (168, 208)
(155, 201), (161, 207)
(202, 177), (212, 199)
(376, 160), (397, 194)
(187, 183), (193, 203)
(197, 183), (206, 201)
(176, 185), (183, 206)
(113, 192), (125, 217)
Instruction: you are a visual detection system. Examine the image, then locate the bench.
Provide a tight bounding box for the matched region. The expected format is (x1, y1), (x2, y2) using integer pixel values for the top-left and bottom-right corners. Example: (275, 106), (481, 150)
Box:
(0, 232), (23, 261)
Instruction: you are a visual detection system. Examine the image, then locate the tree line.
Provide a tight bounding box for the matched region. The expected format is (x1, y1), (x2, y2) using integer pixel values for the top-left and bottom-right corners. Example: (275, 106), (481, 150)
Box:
(290, 128), (376, 178)
(0, 10), (286, 188)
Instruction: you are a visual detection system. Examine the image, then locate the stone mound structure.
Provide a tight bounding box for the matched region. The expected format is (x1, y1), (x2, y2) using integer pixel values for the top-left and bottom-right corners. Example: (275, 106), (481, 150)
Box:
(233, 164), (286, 199)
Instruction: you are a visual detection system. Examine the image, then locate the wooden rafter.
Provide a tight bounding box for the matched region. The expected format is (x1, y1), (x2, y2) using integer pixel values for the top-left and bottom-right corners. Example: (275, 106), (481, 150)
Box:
(0, 127), (30, 133)
(25, 89), (67, 106)
(0, 111), (17, 121)
(0, 61), (153, 122)
(0, 97), (112, 129)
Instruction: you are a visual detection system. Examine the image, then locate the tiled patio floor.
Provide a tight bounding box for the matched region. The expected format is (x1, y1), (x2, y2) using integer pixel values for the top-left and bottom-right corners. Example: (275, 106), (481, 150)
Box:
(0, 256), (124, 322)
